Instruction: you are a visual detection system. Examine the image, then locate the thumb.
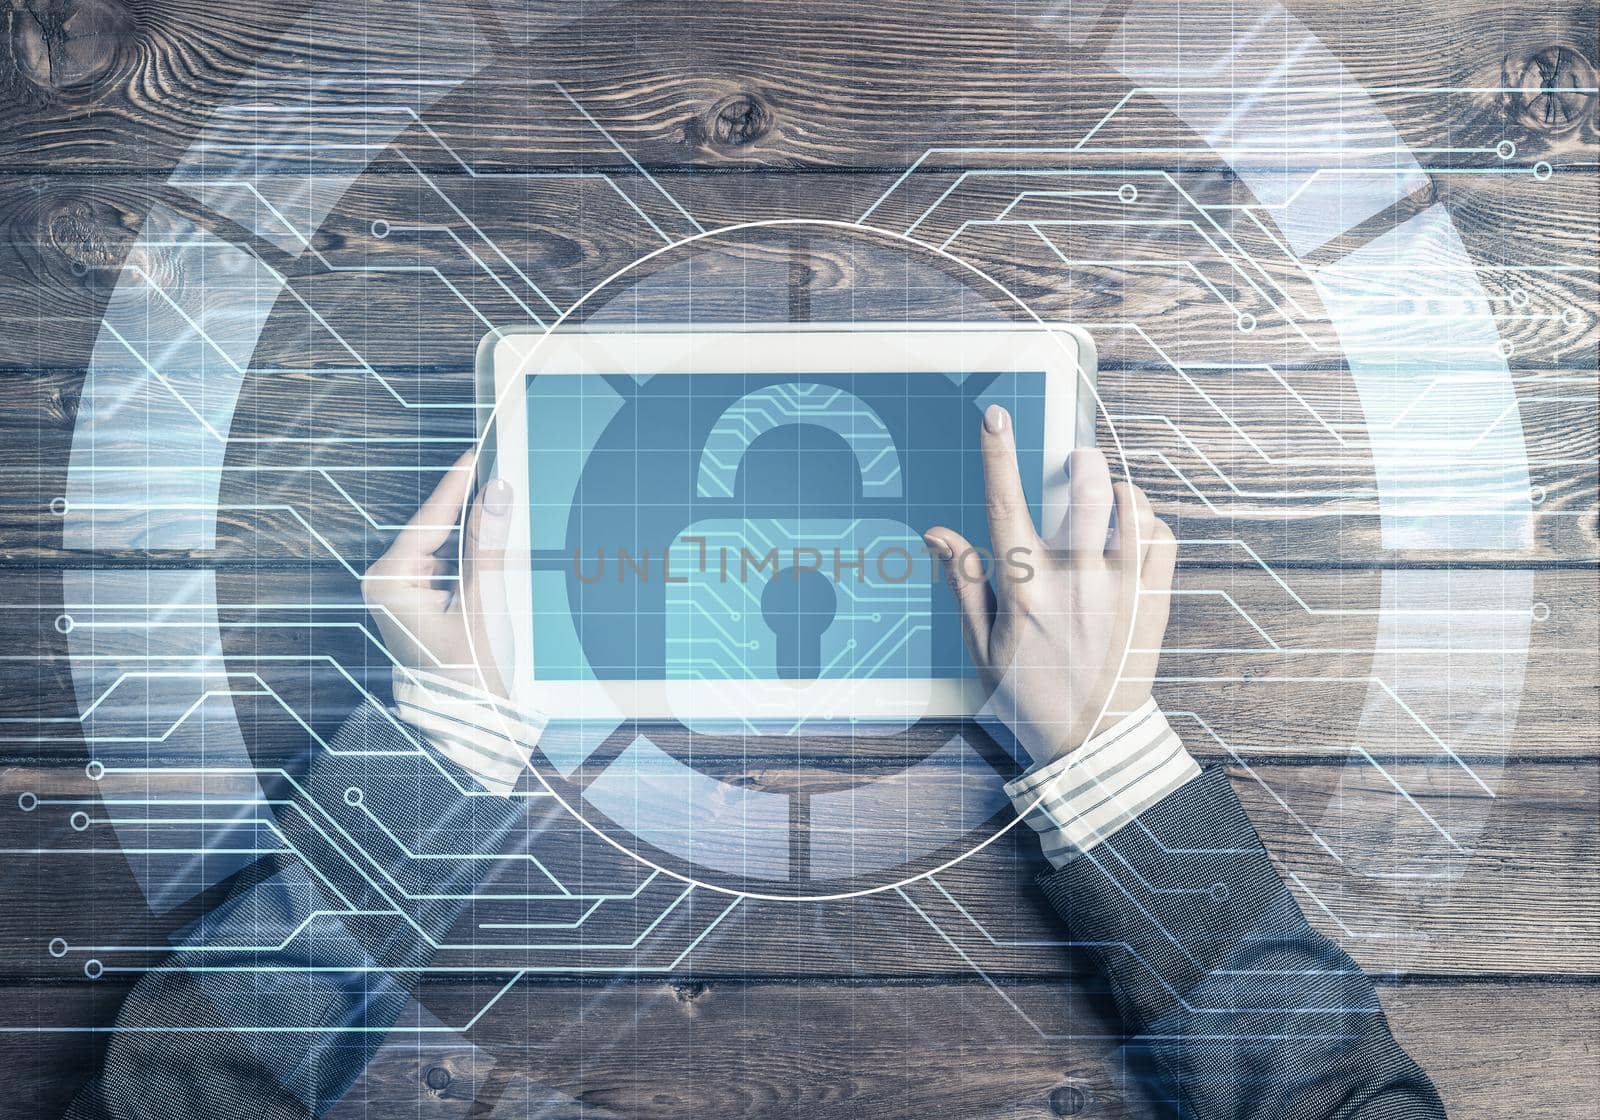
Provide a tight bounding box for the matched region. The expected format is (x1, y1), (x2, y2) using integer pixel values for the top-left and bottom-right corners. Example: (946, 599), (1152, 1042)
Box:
(461, 477), (514, 695)
(467, 476), (513, 554)
(462, 476), (512, 610)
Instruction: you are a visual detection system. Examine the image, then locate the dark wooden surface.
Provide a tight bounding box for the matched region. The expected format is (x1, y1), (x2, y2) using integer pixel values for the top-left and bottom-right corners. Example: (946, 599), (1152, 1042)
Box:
(1, 0), (1596, 1117)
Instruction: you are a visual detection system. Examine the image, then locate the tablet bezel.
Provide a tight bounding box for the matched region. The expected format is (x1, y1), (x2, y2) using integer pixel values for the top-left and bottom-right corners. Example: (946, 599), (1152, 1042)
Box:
(477, 322), (1098, 726)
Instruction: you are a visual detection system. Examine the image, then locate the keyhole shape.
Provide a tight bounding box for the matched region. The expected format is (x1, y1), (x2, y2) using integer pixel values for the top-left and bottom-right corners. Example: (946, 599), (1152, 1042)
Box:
(760, 568), (838, 679)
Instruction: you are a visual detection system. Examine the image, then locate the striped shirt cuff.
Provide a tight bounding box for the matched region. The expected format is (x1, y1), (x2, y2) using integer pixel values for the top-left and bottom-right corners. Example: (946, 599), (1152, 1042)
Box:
(391, 669), (546, 796)
(1003, 700), (1200, 868)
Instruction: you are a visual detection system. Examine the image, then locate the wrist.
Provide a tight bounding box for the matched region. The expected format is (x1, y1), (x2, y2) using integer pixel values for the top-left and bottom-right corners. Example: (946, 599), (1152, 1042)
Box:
(1083, 695), (1155, 748)
(1005, 701), (1199, 866)
(1043, 692), (1156, 767)
(391, 668), (545, 795)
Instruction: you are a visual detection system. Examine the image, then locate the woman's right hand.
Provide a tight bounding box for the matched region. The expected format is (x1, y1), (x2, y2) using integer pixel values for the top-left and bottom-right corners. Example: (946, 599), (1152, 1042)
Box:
(923, 405), (1177, 768)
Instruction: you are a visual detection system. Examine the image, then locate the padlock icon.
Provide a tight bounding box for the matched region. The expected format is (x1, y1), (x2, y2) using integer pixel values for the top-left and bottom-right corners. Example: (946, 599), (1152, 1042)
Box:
(665, 382), (933, 731)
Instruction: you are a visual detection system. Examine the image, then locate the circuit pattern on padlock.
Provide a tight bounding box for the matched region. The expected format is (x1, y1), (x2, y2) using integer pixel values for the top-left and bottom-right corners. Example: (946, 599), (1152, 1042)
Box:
(668, 382), (932, 683)
(695, 383), (903, 498)
(667, 519), (932, 680)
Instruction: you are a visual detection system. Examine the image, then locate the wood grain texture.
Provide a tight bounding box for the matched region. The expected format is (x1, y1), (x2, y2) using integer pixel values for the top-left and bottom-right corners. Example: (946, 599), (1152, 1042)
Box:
(0, 364), (1592, 563)
(363, 979), (1600, 1120)
(0, 566), (1591, 762)
(0, 163), (1591, 562)
(0, 0), (1595, 173)
(6, 978), (1597, 1119)
(1, 169), (1594, 372)
(3, 753), (1596, 977)
(1, 0), (1595, 1111)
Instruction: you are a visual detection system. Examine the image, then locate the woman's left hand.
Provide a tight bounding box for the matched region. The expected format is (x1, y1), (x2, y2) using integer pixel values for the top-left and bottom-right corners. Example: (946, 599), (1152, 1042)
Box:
(361, 451), (515, 697)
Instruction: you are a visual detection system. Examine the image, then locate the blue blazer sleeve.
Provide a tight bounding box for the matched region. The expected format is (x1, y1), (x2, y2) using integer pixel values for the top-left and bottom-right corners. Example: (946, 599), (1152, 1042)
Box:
(1038, 765), (1446, 1119)
(65, 704), (525, 1120)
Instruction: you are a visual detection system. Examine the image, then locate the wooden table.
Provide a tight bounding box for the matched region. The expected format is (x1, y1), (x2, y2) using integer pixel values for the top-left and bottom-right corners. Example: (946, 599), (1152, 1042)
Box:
(1, 1), (1596, 1116)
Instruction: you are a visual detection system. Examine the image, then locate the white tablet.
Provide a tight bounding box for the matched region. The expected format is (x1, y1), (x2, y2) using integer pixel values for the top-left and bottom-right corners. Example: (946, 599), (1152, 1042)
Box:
(477, 323), (1097, 732)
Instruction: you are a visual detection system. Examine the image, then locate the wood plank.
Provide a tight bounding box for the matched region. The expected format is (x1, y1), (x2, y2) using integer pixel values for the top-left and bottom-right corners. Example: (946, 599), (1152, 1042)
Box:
(3, 752), (1595, 977)
(9, 392), (1587, 563)
(374, 979), (1600, 1120)
(0, 0), (1594, 174)
(4, 978), (1596, 1120)
(0, 566), (1591, 762)
(1, 169), (1593, 372)
(2, 362), (1593, 562)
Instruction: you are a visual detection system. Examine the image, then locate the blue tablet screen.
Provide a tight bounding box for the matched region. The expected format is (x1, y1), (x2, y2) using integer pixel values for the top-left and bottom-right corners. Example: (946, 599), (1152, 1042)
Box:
(524, 370), (1048, 682)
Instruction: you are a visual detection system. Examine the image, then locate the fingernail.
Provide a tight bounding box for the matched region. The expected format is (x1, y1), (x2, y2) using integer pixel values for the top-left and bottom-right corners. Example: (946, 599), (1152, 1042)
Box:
(922, 532), (953, 560)
(983, 404), (1008, 434)
(485, 478), (512, 516)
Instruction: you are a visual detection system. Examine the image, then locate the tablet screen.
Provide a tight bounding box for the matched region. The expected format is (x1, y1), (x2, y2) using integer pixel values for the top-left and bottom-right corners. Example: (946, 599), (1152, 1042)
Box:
(524, 369), (1048, 682)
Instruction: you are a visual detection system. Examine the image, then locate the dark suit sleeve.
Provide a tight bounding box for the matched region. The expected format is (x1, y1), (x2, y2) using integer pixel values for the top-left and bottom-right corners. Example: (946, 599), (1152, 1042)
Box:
(65, 703), (525, 1120)
(1039, 766), (1446, 1119)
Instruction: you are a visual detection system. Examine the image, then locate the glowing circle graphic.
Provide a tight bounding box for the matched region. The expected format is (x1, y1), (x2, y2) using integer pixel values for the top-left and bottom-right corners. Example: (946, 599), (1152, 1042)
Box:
(59, 0), (1538, 962)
